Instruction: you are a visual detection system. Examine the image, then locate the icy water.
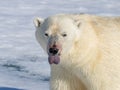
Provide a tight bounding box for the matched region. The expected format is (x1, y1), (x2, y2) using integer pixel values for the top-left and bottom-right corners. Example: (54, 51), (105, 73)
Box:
(0, 0), (120, 90)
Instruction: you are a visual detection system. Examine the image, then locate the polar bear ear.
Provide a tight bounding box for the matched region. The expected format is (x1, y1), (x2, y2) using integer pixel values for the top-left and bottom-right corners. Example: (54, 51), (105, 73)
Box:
(34, 17), (44, 27)
(74, 20), (81, 28)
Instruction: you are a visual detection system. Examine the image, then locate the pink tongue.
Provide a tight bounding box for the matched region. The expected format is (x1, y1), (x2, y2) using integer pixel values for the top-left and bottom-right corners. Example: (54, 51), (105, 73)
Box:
(48, 55), (60, 64)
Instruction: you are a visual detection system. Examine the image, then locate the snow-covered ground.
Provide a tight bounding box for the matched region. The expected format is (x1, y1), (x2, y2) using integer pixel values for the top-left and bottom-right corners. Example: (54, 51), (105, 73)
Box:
(0, 0), (120, 90)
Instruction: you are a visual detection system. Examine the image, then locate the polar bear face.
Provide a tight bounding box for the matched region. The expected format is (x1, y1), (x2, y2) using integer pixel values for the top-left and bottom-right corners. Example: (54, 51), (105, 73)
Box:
(34, 15), (81, 64)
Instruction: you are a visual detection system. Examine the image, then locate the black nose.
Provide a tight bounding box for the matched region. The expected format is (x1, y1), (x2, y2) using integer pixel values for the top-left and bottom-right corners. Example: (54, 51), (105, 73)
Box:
(49, 48), (59, 55)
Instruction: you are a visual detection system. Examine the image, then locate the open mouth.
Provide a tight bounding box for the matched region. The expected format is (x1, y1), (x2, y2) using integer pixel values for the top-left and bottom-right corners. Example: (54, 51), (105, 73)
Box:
(47, 45), (61, 65)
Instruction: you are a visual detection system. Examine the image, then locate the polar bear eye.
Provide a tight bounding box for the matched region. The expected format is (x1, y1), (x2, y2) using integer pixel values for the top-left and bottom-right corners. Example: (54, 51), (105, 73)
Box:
(62, 33), (67, 37)
(44, 33), (48, 37)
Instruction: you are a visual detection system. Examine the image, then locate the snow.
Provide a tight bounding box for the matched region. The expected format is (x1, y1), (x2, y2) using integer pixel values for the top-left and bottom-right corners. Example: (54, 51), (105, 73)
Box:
(0, 0), (120, 90)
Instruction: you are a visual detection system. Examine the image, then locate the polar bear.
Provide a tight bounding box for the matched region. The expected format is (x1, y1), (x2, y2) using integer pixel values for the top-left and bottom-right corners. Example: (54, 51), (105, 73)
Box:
(34, 14), (120, 90)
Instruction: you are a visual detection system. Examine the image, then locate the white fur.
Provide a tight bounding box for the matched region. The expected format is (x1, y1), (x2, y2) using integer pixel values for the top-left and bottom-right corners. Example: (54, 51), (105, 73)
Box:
(34, 14), (120, 90)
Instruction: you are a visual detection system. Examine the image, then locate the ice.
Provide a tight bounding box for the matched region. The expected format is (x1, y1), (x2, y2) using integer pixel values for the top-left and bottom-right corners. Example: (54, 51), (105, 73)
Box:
(0, 0), (120, 90)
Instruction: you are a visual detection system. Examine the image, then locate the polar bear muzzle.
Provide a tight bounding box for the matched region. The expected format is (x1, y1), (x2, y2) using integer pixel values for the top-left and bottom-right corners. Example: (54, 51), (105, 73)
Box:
(47, 44), (61, 64)
(49, 48), (59, 55)
(48, 47), (60, 64)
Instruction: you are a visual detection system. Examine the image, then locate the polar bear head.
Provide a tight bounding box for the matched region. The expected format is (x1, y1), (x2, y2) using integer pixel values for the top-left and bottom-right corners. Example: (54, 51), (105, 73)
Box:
(34, 14), (83, 65)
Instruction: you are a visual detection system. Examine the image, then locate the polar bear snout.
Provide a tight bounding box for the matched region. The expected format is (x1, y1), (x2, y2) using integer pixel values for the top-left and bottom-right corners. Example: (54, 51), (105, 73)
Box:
(48, 44), (61, 56)
(47, 44), (62, 64)
(49, 48), (59, 55)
